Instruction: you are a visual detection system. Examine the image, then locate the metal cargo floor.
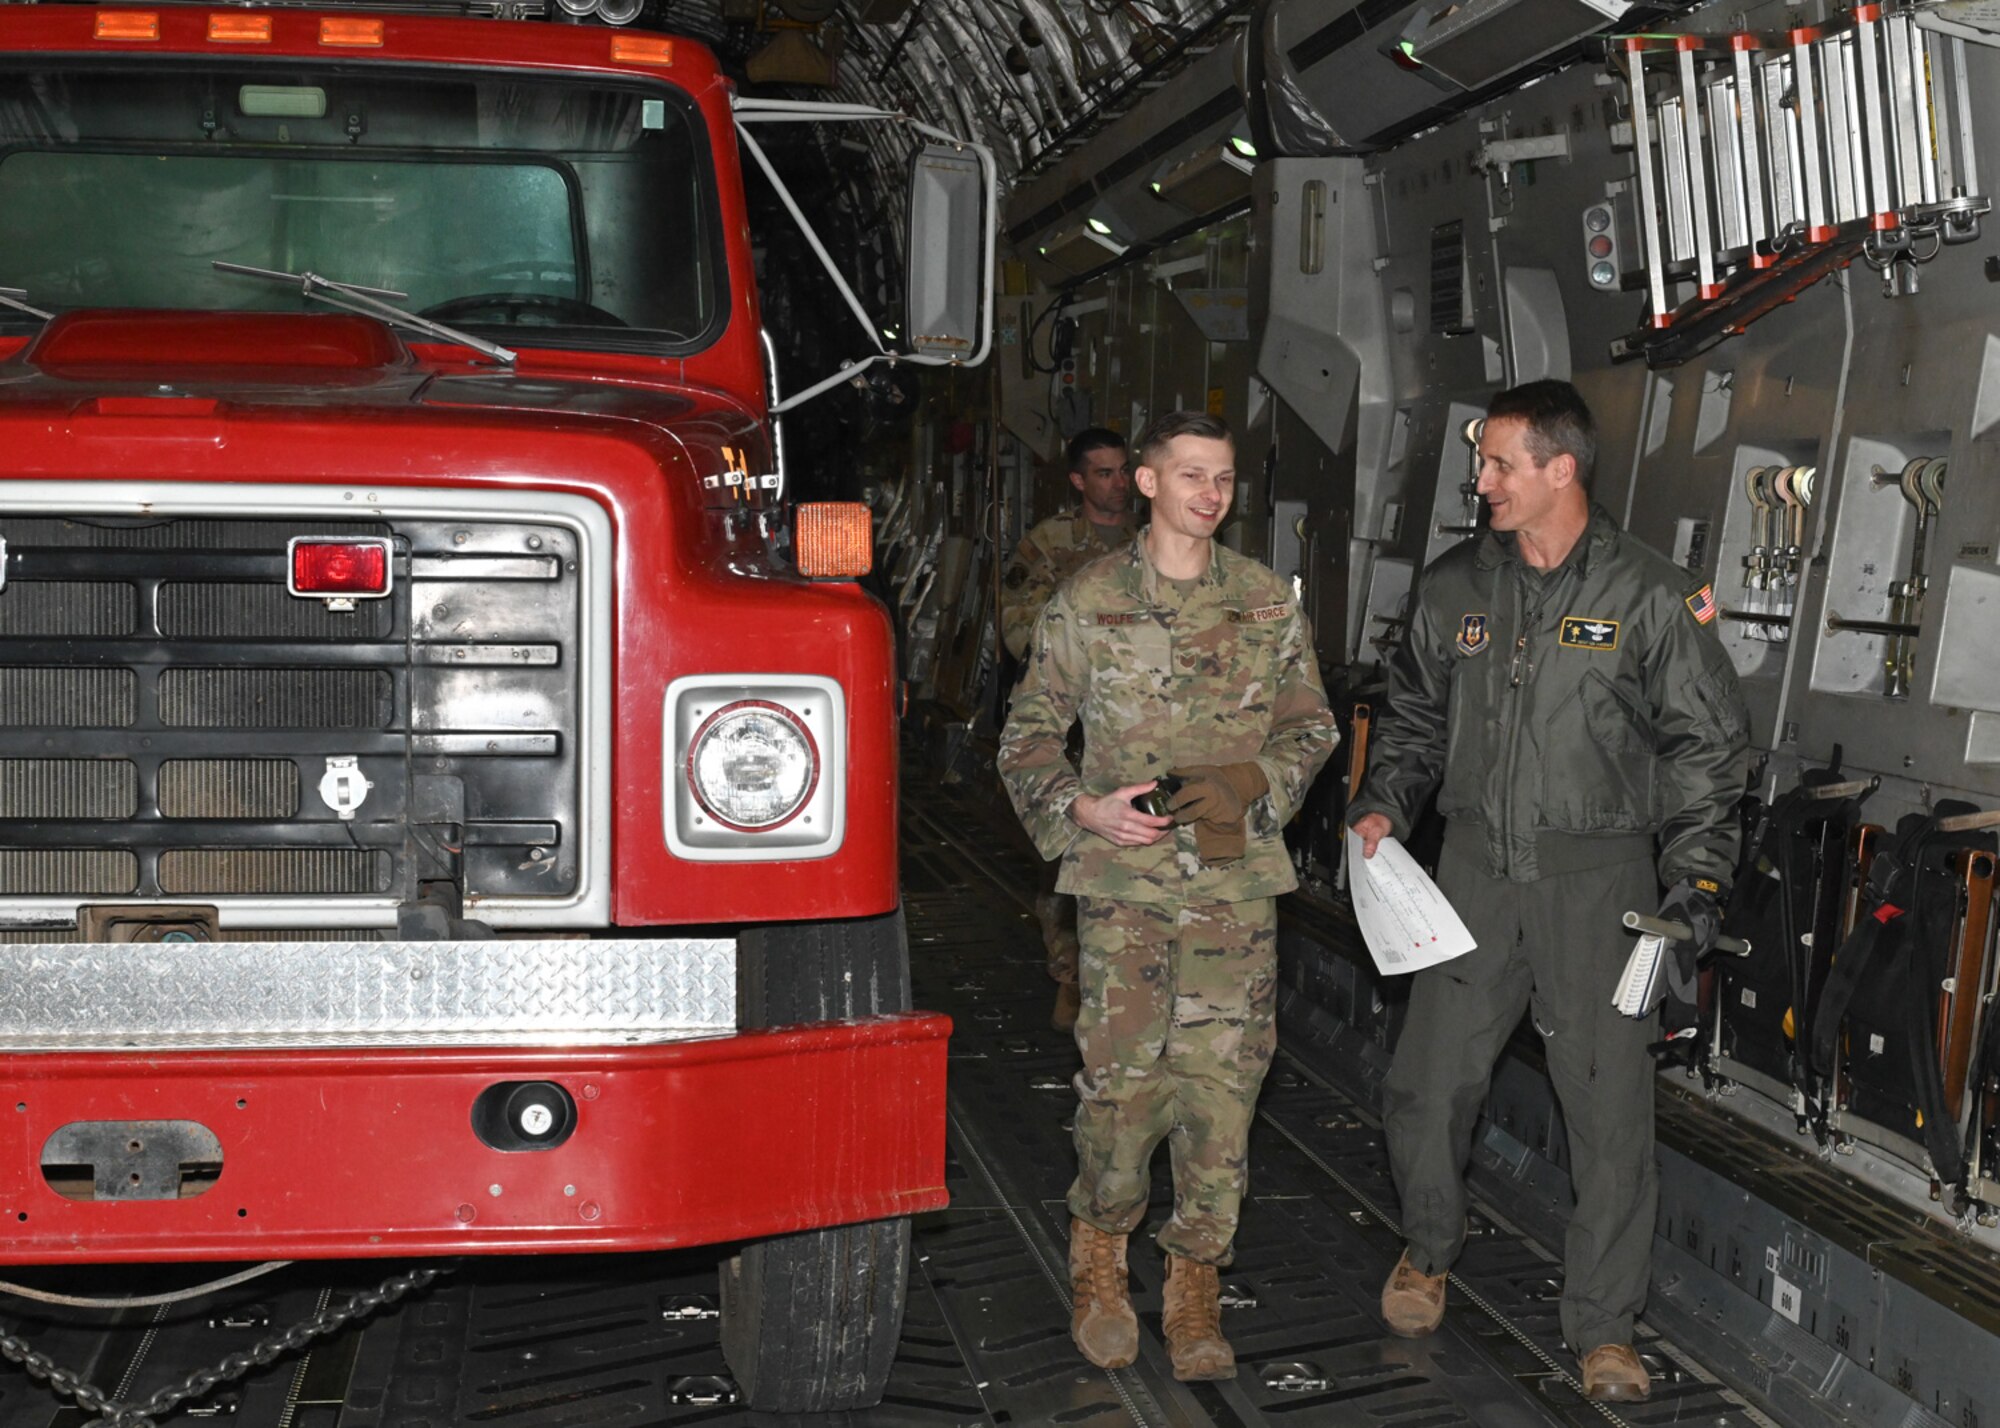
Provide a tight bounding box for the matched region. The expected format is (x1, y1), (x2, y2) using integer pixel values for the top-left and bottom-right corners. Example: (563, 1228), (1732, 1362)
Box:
(0, 781), (1841, 1427)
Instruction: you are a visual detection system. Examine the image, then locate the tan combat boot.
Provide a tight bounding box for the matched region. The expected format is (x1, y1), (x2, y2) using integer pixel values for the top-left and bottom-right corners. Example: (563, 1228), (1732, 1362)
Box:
(1162, 1254), (1235, 1381)
(1069, 1219), (1138, 1369)
(1380, 1250), (1447, 1336)
(1579, 1344), (1651, 1402)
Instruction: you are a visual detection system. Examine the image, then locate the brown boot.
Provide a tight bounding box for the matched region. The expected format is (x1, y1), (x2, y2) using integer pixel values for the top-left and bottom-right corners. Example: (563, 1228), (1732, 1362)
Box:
(1580, 1344), (1651, 1402)
(1162, 1254), (1235, 1381)
(1380, 1250), (1447, 1337)
(1051, 981), (1082, 1033)
(1068, 1219), (1138, 1369)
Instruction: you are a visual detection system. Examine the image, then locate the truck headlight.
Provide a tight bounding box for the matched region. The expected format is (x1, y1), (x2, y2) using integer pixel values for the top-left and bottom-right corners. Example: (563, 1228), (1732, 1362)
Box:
(663, 675), (845, 860)
(687, 700), (818, 830)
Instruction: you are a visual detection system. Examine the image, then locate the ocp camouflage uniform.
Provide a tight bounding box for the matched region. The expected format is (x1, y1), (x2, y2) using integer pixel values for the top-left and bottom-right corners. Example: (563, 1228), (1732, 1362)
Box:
(998, 535), (1338, 1264)
(1001, 511), (1137, 663)
(1002, 509), (1137, 985)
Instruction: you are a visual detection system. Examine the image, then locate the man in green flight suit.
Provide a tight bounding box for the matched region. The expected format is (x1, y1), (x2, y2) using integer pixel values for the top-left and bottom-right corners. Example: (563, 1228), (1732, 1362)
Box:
(1001, 427), (1137, 1033)
(1348, 380), (1749, 1403)
(999, 411), (1337, 1381)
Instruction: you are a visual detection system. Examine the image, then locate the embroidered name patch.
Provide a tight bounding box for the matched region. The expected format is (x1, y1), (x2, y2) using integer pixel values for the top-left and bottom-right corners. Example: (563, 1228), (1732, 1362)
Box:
(1096, 612), (1146, 626)
(1455, 613), (1489, 656)
(1229, 604), (1289, 623)
(1559, 616), (1621, 650)
(1686, 584), (1718, 625)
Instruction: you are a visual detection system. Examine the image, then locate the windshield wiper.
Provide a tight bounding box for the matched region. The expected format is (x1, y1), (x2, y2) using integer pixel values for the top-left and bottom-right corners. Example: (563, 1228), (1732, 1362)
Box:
(212, 262), (517, 365)
(0, 287), (52, 322)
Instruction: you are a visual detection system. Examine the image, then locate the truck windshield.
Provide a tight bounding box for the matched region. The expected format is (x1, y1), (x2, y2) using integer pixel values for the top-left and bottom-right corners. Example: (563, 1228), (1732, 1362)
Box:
(0, 61), (723, 349)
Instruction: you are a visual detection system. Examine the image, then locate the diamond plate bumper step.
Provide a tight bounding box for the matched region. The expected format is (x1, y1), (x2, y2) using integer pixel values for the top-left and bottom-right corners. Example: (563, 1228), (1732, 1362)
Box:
(0, 938), (734, 1049)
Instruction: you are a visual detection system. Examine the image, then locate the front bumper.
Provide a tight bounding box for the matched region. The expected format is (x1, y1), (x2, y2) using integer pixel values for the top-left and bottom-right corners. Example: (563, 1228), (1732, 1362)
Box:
(0, 1013), (950, 1262)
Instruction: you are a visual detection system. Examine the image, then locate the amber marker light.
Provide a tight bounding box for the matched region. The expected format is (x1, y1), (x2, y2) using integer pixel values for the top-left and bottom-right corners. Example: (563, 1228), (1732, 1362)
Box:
(319, 16), (384, 46)
(794, 502), (873, 579)
(209, 13), (273, 42)
(611, 34), (675, 65)
(94, 10), (160, 40)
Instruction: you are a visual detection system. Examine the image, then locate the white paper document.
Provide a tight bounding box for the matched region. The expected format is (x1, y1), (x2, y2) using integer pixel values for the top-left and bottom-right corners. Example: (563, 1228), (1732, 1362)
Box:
(1611, 933), (1669, 1018)
(1345, 829), (1477, 975)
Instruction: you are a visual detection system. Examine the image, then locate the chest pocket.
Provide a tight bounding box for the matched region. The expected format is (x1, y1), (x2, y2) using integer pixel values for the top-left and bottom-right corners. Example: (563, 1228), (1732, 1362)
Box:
(1540, 667), (1654, 832)
(1088, 617), (1173, 704)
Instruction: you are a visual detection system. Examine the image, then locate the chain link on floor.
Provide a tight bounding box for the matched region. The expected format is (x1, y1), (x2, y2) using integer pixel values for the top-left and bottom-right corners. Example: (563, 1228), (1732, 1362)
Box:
(0, 1262), (448, 1428)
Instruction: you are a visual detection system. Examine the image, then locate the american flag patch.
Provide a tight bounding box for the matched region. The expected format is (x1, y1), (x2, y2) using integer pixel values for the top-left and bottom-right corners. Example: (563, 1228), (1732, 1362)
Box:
(1686, 584), (1718, 625)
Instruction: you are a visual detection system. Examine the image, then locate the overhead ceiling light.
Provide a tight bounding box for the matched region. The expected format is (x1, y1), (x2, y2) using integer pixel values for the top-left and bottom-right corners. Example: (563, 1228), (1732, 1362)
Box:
(1036, 219), (1127, 277)
(1151, 139), (1255, 217)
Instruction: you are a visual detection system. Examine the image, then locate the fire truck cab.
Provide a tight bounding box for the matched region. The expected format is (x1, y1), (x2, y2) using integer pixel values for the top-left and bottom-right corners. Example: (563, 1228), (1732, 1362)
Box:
(0, 4), (981, 1412)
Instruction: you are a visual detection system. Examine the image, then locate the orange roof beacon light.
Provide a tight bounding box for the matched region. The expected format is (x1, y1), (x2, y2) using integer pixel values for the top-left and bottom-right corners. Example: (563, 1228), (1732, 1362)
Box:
(610, 34), (675, 66)
(94, 10), (160, 40)
(794, 502), (873, 579)
(208, 12), (273, 42)
(318, 15), (385, 47)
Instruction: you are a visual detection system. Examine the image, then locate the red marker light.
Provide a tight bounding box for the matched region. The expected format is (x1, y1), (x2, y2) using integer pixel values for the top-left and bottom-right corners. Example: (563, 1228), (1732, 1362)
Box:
(289, 538), (391, 598)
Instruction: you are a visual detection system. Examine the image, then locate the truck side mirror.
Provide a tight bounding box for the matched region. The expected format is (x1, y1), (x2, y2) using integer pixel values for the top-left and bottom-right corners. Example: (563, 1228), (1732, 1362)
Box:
(904, 143), (987, 362)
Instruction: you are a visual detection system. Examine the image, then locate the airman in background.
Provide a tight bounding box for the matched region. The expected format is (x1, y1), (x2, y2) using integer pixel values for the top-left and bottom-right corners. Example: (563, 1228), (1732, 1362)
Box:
(1001, 427), (1135, 1032)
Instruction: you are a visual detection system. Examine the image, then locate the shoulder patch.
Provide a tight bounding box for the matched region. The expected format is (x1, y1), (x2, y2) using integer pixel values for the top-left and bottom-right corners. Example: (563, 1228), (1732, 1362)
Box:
(1685, 584), (1718, 625)
(1559, 616), (1621, 651)
(1230, 603), (1290, 623)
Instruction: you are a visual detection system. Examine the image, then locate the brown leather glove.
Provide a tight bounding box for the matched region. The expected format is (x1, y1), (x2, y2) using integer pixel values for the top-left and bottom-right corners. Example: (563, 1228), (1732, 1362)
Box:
(1165, 763), (1270, 825)
(1169, 764), (1270, 867)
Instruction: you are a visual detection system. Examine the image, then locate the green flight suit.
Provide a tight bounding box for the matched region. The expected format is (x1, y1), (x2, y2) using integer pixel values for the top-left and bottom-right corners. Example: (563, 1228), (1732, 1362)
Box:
(1350, 507), (1749, 1352)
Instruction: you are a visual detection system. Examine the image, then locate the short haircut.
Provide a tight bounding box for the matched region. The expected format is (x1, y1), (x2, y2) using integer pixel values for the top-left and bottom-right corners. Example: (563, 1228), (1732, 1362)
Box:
(1486, 380), (1596, 482)
(1066, 427), (1127, 473)
(1135, 411), (1232, 471)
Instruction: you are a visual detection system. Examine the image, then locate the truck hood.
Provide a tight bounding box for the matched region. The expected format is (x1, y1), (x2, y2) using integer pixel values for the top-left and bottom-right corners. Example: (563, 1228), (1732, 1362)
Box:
(0, 310), (769, 506)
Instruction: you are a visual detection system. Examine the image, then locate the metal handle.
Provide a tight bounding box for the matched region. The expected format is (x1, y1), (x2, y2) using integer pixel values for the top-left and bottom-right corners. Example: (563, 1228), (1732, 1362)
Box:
(1825, 611), (1922, 637)
(1622, 909), (1752, 955)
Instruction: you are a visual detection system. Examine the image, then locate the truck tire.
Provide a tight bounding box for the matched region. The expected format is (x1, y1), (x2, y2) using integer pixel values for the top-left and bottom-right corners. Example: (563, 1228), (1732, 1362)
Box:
(720, 905), (912, 1413)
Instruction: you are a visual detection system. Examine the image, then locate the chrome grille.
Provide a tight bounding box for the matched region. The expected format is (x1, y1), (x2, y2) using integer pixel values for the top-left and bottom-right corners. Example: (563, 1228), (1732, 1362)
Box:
(0, 669), (135, 726)
(0, 581), (134, 636)
(0, 760), (136, 819)
(0, 514), (581, 911)
(157, 760), (298, 819)
(158, 669), (394, 729)
(0, 850), (135, 894)
(158, 848), (391, 896)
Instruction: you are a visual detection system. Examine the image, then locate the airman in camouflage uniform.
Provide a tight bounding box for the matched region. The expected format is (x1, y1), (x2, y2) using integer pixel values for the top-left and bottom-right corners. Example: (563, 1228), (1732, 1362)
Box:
(1000, 428), (1135, 1032)
(999, 412), (1337, 1382)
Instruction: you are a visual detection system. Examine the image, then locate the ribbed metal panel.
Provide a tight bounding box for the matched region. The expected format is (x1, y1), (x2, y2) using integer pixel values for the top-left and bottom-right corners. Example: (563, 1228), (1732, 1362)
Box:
(0, 850), (136, 894)
(0, 669), (136, 727)
(0, 582), (135, 637)
(158, 760), (300, 819)
(0, 518), (390, 550)
(158, 584), (392, 640)
(158, 848), (390, 895)
(157, 669), (392, 729)
(0, 760), (137, 819)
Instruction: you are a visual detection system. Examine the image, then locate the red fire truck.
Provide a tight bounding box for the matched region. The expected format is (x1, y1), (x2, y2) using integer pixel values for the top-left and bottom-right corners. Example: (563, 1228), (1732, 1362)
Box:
(0, 3), (986, 1412)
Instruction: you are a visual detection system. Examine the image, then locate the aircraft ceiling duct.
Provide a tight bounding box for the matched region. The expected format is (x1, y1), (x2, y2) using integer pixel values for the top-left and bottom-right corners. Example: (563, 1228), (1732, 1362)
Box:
(1406, 0), (1631, 90)
(1152, 138), (1257, 215)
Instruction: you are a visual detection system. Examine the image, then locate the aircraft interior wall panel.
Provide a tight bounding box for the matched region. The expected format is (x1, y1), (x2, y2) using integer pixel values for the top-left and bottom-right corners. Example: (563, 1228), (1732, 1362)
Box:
(1779, 241), (2000, 807)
